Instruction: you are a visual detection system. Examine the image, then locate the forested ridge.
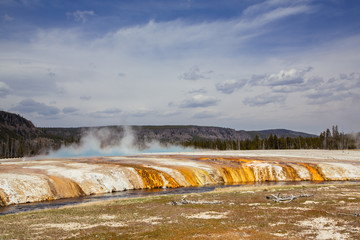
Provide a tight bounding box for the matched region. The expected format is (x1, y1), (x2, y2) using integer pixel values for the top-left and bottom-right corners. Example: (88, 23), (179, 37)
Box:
(185, 127), (359, 150)
(0, 111), (359, 158)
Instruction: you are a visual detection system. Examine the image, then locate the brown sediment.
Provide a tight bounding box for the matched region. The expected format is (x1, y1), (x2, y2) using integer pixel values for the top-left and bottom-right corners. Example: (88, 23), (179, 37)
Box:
(280, 163), (301, 181)
(174, 166), (216, 186)
(219, 166), (256, 183)
(135, 168), (165, 189)
(299, 163), (325, 181)
(0, 188), (7, 207)
(162, 171), (182, 188)
(47, 176), (85, 199)
(192, 157), (258, 183)
(135, 167), (180, 189)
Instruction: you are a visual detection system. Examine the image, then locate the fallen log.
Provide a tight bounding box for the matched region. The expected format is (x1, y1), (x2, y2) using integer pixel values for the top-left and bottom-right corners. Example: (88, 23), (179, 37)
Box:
(266, 193), (313, 203)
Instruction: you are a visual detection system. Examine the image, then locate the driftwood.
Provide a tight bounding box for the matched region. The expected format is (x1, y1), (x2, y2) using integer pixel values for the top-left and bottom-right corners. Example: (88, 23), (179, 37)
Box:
(266, 193), (313, 203)
(171, 197), (223, 206)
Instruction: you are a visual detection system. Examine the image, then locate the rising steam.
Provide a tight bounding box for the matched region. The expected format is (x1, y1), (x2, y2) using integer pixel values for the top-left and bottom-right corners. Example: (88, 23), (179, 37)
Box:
(48, 126), (192, 158)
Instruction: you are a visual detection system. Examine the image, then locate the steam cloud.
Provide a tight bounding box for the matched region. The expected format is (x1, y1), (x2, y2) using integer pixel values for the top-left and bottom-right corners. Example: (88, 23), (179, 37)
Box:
(48, 126), (192, 158)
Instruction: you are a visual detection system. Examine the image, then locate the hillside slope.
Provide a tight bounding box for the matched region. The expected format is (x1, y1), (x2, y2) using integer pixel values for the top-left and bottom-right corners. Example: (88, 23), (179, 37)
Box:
(0, 111), (63, 157)
(246, 129), (316, 139)
(0, 111), (40, 139)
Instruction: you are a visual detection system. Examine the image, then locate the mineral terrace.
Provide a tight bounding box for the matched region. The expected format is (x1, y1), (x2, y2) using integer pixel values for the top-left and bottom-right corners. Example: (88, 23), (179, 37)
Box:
(0, 150), (359, 206)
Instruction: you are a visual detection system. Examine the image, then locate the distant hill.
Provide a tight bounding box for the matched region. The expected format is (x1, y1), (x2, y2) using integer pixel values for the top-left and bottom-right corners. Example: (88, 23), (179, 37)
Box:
(36, 125), (316, 143)
(133, 125), (249, 142)
(132, 125), (316, 142)
(0, 111), (67, 157)
(0, 111), (40, 139)
(246, 129), (316, 139)
(0, 110), (326, 158)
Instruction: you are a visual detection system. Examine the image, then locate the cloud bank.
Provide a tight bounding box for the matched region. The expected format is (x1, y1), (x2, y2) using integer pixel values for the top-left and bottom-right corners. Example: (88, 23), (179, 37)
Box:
(0, 0), (359, 133)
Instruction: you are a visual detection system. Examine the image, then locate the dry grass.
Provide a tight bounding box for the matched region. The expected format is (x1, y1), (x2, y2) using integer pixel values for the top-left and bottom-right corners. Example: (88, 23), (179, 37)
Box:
(0, 183), (359, 239)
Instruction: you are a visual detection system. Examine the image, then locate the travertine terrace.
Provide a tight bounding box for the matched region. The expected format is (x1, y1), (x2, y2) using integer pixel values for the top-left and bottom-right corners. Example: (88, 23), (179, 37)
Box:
(0, 150), (359, 206)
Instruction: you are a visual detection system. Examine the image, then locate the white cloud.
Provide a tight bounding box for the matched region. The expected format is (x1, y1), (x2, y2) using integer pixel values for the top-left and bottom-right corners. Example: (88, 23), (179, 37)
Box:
(87, 2), (314, 60)
(237, 66), (360, 109)
(243, 0), (294, 17)
(267, 67), (311, 86)
(249, 67), (313, 87)
(215, 67), (318, 99)
(67, 10), (95, 23)
(237, 0), (313, 33)
(179, 95), (220, 108)
(305, 72), (360, 104)
(1, 1), (359, 132)
(272, 76), (323, 93)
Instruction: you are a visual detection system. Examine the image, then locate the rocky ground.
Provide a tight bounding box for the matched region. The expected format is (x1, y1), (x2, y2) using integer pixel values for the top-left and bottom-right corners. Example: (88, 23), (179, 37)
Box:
(0, 182), (359, 239)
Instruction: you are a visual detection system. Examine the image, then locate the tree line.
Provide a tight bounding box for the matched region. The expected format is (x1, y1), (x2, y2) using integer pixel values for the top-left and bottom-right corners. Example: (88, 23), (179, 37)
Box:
(0, 136), (65, 158)
(1, 125), (359, 158)
(181, 125), (359, 150)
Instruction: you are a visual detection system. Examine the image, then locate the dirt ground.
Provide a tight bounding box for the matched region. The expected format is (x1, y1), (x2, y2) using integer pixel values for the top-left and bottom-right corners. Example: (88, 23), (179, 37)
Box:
(0, 182), (359, 240)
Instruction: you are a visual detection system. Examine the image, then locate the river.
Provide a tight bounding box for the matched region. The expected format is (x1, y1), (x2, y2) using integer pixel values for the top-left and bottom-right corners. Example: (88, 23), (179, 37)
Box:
(1, 181), (355, 216)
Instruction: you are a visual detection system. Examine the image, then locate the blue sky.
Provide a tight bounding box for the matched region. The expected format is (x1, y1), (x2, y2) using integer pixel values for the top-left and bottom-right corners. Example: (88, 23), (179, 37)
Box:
(0, 0), (360, 134)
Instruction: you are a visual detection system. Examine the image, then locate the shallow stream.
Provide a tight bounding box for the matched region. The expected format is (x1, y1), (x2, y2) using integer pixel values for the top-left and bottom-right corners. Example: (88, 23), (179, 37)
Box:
(0, 181), (356, 215)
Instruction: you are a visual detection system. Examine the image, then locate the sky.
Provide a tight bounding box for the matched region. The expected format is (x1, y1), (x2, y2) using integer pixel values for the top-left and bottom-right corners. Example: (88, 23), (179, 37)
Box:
(0, 0), (359, 134)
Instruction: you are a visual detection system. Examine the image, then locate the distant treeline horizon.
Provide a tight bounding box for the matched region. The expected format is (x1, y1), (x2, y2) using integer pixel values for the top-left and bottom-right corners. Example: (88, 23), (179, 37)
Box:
(182, 125), (359, 151)
(0, 110), (359, 158)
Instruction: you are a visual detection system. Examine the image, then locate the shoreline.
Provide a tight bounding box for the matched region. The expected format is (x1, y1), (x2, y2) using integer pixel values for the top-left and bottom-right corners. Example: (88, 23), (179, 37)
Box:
(2, 180), (358, 216)
(58, 180), (360, 209)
